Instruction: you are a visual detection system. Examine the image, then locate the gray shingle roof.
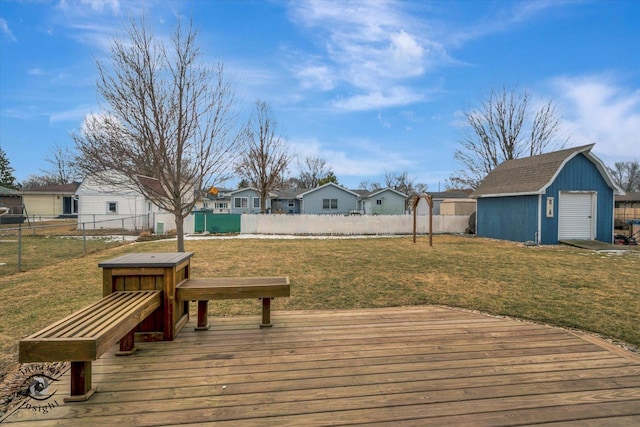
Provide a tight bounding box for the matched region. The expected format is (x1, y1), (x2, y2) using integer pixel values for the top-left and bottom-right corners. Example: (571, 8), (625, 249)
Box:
(472, 144), (598, 197)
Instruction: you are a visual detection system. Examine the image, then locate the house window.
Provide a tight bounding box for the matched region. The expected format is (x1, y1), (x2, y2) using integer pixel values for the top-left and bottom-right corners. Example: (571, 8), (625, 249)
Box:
(376, 199), (383, 205)
(323, 198), (338, 209)
(288, 200), (295, 207)
(107, 201), (118, 213)
(234, 197), (248, 208)
(253, 197), (261, 209)
(215, 202), (228, 209)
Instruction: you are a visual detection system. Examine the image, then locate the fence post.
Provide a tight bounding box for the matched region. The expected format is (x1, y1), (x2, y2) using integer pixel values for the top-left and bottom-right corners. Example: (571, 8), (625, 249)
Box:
(17, 224), (22, 272)
(82, 222), (87, 255)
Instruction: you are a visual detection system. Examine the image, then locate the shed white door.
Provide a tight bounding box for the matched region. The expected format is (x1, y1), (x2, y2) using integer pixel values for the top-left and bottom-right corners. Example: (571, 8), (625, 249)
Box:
(558, 192), (595, 240)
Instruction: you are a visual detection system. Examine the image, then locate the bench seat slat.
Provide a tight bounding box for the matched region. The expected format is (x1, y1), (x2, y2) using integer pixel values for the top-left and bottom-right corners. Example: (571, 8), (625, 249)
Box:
(19, 291), (161, 363)
(176, 277), (290, 301)
(69, 291), (160, 338)
(46, 291), (148, 338)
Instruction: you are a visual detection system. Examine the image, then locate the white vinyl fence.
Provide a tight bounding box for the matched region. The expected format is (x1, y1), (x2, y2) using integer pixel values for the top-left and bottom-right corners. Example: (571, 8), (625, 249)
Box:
(240, 214), (470, 235)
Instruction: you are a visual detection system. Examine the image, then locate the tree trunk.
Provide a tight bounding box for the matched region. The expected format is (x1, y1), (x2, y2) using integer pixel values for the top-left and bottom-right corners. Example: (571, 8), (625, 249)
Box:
(175, 214), (185, 252)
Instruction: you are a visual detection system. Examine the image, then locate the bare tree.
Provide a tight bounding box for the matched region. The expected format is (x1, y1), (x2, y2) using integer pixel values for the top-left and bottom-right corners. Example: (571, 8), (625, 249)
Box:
(73, 17), (241, 251)
(358, 180), (381, 191)
(609, 160), (640, 192)
(384, 170), (426, 196)
(298, 155), (331, 189)
(234, 100), (291, 213)
(41, 143), (81, 184)
(452, 86), (566, 189)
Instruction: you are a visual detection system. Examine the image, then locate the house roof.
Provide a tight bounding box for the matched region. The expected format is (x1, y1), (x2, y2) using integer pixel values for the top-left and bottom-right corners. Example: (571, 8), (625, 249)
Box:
(136, 175), (168, 198)
(425, 190), (472, 200)
(22, 183), (79, 194)
(472, 144), (624, 198)
(296, 182), (360, 198)
(0, 185), (22, 196)
(270, 189), (301, 199)
(365, 187), (408, 199)
(616, 192), (640, 202)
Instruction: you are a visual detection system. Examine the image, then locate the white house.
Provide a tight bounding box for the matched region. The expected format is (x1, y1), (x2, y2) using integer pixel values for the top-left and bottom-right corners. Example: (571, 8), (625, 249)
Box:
(75, 172), (163, 232)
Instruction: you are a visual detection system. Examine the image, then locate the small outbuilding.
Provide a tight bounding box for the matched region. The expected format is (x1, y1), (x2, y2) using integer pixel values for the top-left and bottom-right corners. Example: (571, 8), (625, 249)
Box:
(471, 144), (624, 245)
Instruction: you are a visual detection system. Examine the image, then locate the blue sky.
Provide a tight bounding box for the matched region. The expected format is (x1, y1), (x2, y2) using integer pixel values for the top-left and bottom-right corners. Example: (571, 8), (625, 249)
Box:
(1, 0), (639, 191)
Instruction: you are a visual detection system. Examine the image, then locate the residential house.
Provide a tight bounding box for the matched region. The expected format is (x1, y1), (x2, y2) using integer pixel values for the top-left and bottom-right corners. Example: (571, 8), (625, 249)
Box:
(270, 189), (301, 214)
(297, 182), (359, 215)
(230, 187), (268, 214)
(471, 144), (623, 244)
(195, 187), (232, 213)
(75, 172), (164, 231)
(355, 188), (407, 215)
(22, 183), (79, 219)
(411, 190), (472, 215)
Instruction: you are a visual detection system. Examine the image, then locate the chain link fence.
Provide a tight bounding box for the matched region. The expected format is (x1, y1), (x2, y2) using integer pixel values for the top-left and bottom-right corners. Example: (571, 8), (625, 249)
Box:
(0, 215), (151, 275)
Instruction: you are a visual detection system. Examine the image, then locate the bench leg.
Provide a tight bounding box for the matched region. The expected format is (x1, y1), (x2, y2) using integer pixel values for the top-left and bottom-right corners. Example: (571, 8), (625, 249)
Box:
(65, 361), (97, 402)
(260, 298), (272, 328)
(116, 329), (137, 356)
(195, 300), (210, 330)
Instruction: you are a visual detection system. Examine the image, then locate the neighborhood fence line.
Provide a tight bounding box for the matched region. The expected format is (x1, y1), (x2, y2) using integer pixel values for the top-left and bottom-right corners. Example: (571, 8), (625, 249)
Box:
(240, 214), (470, 235)
(0, 215), (149, 275)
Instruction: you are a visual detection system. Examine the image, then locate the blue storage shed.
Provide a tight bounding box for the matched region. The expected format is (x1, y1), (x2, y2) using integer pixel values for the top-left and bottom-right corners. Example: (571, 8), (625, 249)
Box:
(471, 144), (624, 245)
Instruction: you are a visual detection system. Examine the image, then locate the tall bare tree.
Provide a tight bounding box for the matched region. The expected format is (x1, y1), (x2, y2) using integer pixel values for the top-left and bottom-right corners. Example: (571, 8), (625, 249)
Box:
(298, 155), (331, 189)
(609, 160), (640, 192)
(384, 170), (426, 196)
(42, 143), (81, 184)
(451, 86), (566, 189)
(358, 180), (381, 191)
(73, 17), (241, 251)
(235, 100), (291, 213)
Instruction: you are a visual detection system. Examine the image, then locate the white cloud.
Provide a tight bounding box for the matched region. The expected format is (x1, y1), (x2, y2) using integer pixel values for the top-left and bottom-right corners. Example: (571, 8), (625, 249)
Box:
(58, 0), (121, 15)
(333, 87), (425, 111)
(552, 75), (640, 160)
(288, 136), (417, 181)
(0, 18), (17, 42)
(295, 63), (336, 91)
(50, 105), (94, 124)
(287, 0), (448, 111)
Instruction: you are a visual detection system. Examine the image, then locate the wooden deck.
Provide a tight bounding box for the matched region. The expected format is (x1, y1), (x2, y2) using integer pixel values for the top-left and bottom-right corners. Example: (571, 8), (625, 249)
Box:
(3, 306), (640, 426)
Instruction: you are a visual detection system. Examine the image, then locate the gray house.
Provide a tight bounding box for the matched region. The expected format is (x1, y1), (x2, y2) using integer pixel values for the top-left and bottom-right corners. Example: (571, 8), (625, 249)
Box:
(472, 144), (623, 245)
(356, 188), (407, 215)
(298, 182), (359, 215)
(270, 189), (301, 214)
(230, 187), (266, 214)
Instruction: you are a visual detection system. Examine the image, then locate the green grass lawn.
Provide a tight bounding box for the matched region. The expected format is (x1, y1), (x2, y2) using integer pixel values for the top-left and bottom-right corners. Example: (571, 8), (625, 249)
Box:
(1, 235), (639, 380)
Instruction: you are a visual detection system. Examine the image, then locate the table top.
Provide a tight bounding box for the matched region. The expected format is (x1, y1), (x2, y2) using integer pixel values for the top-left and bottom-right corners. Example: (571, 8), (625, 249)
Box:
(98, 252), (194, 268)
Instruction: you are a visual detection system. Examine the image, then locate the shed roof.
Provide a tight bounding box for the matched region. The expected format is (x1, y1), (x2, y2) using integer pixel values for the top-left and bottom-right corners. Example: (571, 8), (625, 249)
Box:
(472, 144), (623, 198)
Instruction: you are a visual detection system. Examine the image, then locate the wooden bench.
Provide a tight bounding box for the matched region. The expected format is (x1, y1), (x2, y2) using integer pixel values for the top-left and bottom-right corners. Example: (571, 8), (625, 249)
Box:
(176, 277), (290, 329)
(19, 290), (162, 402)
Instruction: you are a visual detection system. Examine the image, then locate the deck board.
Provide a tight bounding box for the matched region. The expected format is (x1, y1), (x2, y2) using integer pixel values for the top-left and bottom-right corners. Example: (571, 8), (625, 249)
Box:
(3, 306), (639, 426)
